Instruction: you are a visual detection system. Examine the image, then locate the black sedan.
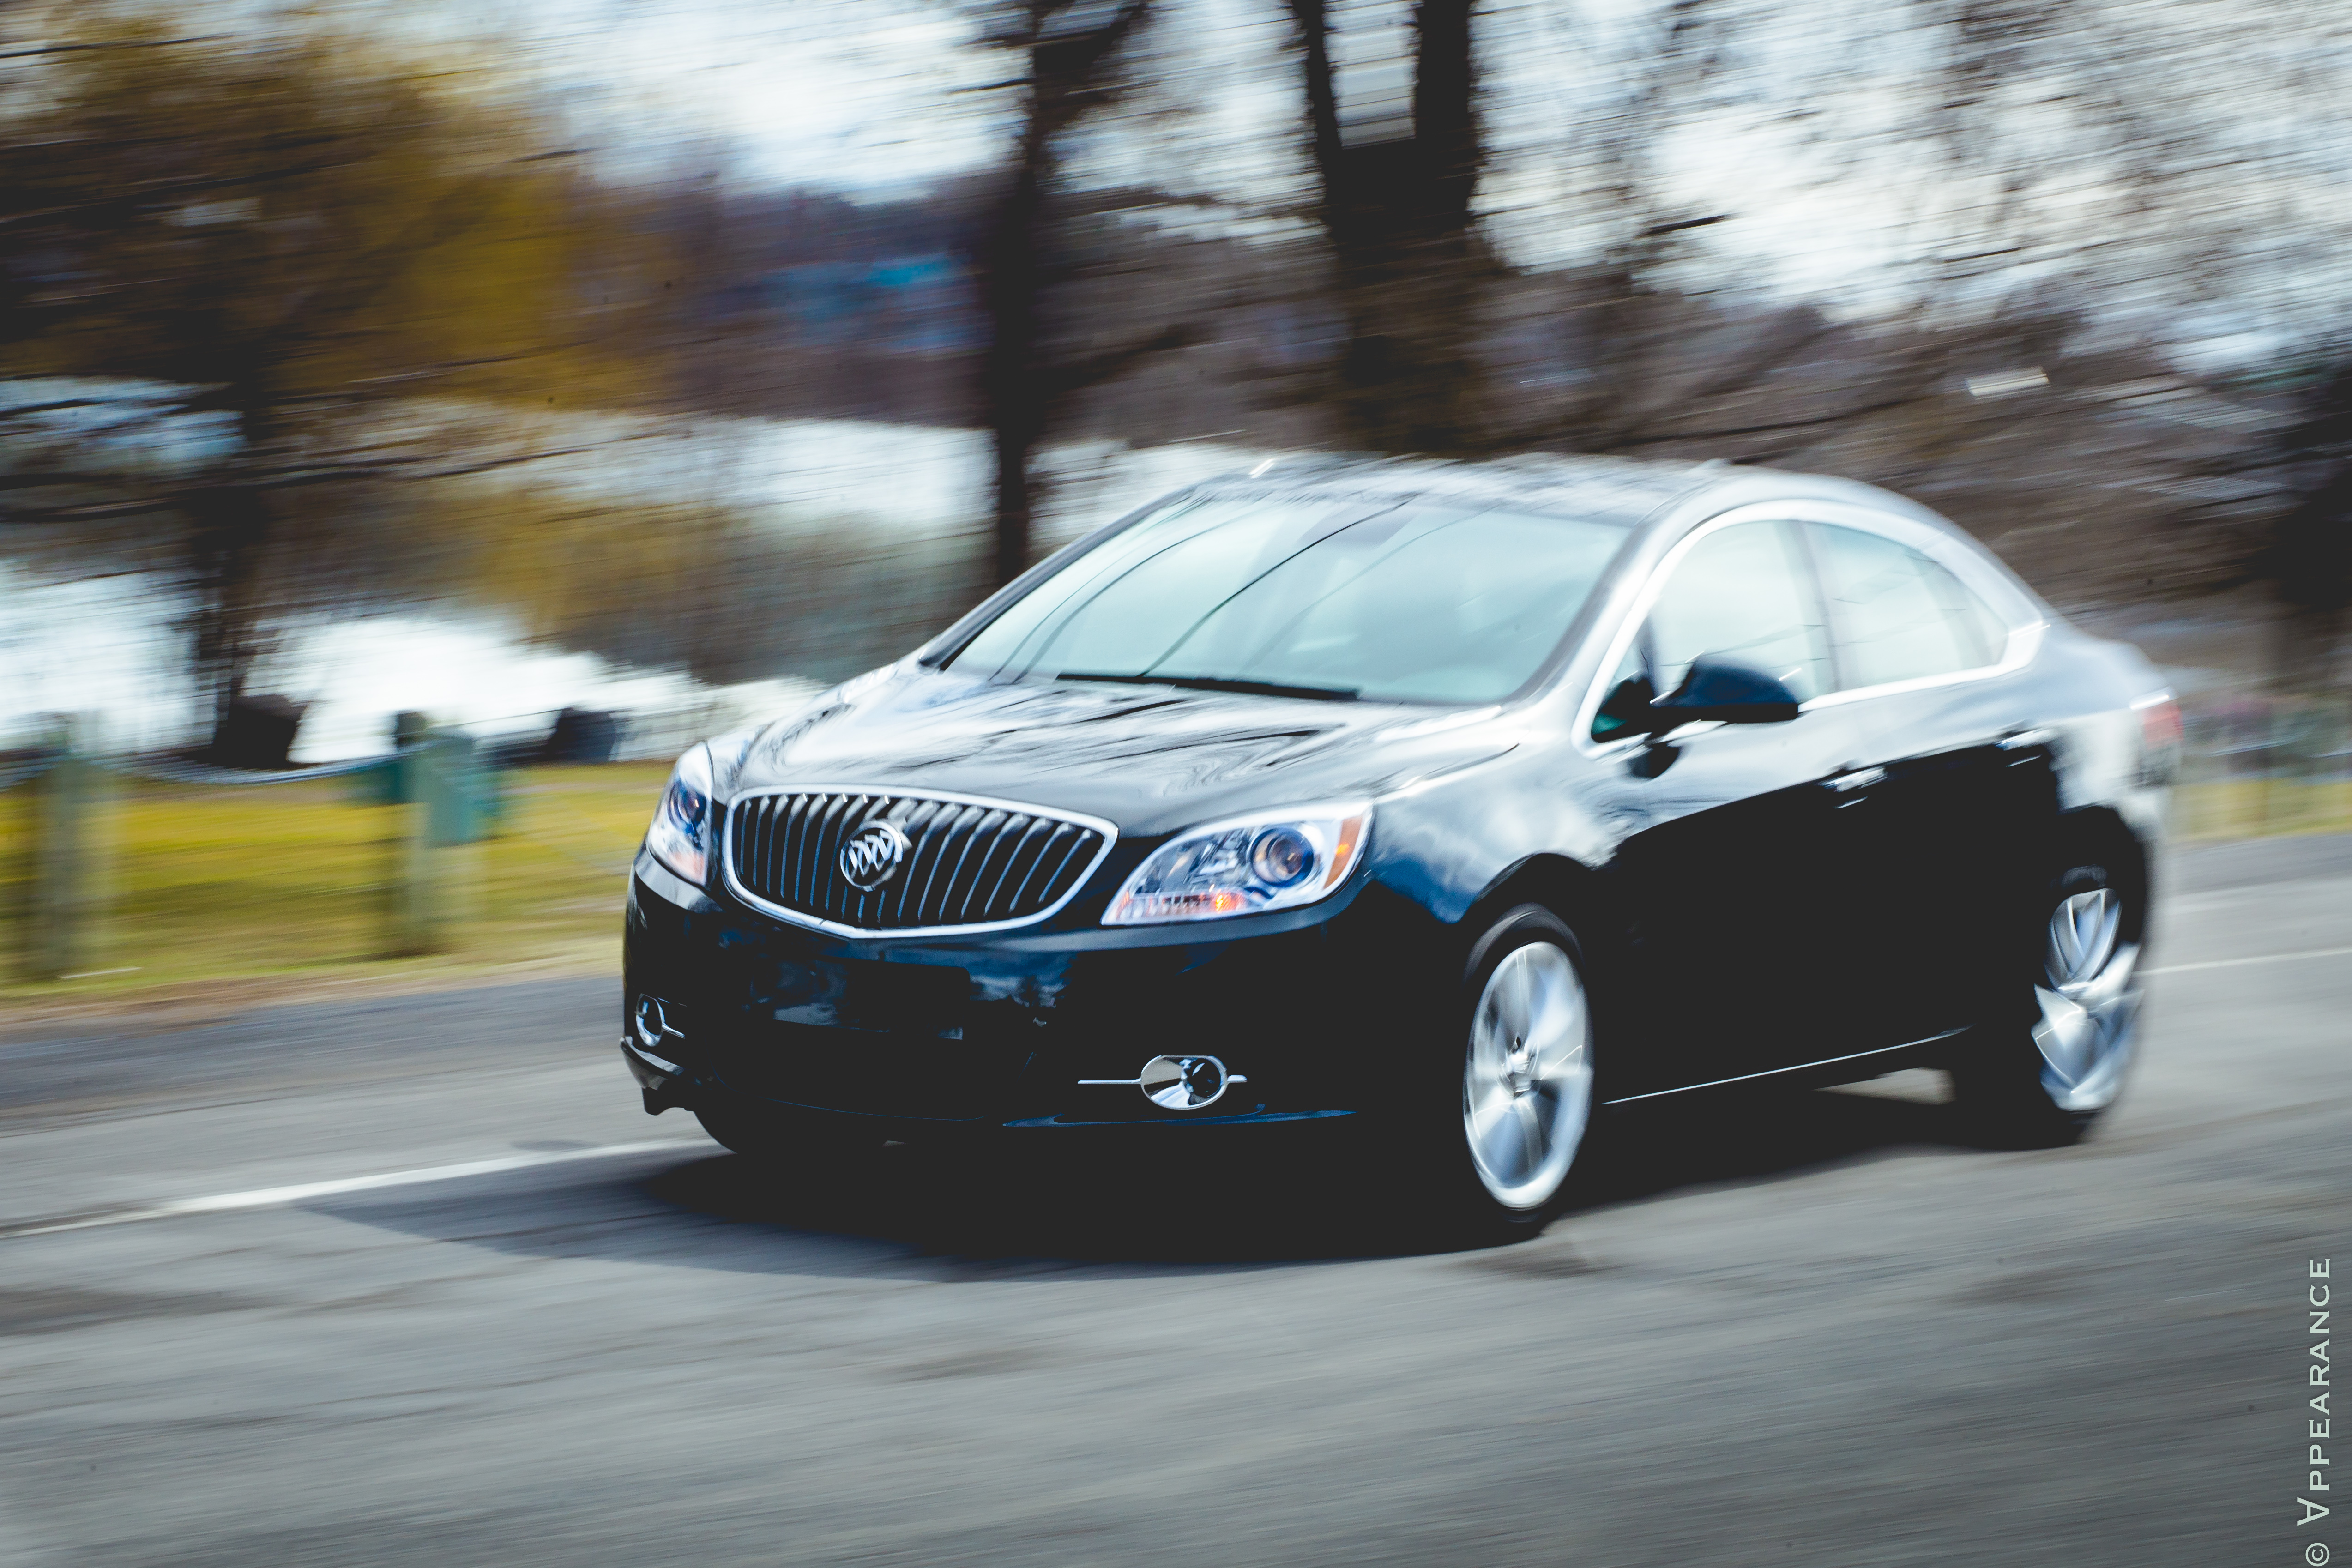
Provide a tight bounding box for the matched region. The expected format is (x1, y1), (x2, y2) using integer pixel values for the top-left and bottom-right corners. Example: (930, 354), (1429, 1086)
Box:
(621, 455), (2177, 1231)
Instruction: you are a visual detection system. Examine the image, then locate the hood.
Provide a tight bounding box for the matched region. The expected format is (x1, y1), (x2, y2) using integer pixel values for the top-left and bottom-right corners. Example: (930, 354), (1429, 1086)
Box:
(719, 663), (1519, 837)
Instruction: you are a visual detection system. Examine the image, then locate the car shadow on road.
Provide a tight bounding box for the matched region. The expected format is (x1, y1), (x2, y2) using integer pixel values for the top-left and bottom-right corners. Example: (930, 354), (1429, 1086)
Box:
(1574, 1078), (1976, 1210)
(322, 1074), (1991, 1278)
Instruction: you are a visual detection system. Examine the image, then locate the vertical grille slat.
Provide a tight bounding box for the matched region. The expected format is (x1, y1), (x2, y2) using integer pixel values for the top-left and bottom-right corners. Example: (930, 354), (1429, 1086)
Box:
(973, 815), (1039, 922)
(985, 818), (1057, 921)
(792, 794), (820, 908)
(1029, 824), (1082, 904)
(826, 796), (864, 923)
(724, 790), (1109, 934)
(770, 796), (795, 909)
(736, 799), (756, 894)
(943, 809), (1010, 925)
(916, 807), (983, 926)
(753, 798), (778, 907)
(789, 794), (824, 913)
(900, 808), (950, 925)
(959, 812), (1028, 923)
(789, 793), (823, 910)
(889, 799), (946, 926)
(1020, 823), (1082, 907)
(808, 795), (856, 919)
(820, 800), (844, 922)
(1035, 826), (1099, 906)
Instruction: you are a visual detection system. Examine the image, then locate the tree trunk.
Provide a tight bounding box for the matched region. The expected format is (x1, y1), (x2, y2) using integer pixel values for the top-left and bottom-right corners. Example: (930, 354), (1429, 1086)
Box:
(2273, 600), (2347, 698)
(2267, 377), (2352, 695)
(980, 156), (1048, 590)
(184, 482), (275, 758)
(973, 0), (1155, 591)
(1288, 0), (1492, 455)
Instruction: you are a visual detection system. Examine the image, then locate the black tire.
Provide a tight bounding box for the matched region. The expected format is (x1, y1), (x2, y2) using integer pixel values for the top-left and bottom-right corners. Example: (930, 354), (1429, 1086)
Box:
(1404, 904), (1605, 1242)
(1951, 854), (2146, 1149)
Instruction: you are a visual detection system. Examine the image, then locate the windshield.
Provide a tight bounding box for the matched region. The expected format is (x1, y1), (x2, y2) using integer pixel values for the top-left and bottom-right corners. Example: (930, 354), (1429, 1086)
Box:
(946, 494), (1634, 705)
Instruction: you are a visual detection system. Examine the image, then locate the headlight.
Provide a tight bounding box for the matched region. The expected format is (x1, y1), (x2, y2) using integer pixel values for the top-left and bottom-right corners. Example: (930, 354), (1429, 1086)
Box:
(645, 744), (714, 884)
(1104, 803), (1370, 926)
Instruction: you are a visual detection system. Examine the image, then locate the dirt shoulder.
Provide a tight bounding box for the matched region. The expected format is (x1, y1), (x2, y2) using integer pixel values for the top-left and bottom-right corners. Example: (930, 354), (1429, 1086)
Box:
(0, 941), (616, 1043)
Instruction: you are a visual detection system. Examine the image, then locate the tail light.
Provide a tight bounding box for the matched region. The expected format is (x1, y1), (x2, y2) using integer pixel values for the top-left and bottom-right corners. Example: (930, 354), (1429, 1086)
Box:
(2134, 693), (2182, 785)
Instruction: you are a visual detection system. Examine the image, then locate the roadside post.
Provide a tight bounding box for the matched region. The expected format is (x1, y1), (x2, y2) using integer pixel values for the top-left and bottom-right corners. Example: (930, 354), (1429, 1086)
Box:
(425, 730), (486, 928)
(380, 719), (489, 956)
(386, 716), (440, 956)
(24, 715), (107, 982)
(2279, 698), (2331, 832)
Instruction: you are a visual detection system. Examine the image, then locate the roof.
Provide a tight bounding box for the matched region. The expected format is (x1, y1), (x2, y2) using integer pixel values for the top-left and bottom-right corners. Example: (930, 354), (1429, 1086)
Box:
(1182, 452), (1730, 529)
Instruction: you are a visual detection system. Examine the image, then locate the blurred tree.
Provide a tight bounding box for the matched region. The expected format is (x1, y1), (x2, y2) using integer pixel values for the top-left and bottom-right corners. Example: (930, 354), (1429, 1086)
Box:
(2238, 351), (2352, 690)
(402, 484), (977, 686)
(0, 19), (653, 753)
(973, 0), (1195, 587)
(1281, 0), (1490, 454)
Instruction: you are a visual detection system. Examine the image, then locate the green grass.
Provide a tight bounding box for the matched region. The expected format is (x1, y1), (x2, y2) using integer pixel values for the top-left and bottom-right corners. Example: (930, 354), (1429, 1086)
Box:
(0, 762), (670, 1002)
(1, 763), (2341, 1008)
(2174, 779), (2352, 842)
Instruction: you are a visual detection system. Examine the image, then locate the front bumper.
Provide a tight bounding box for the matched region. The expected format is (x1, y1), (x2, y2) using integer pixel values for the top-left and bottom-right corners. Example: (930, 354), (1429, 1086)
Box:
(621, 848), (1447, 1137)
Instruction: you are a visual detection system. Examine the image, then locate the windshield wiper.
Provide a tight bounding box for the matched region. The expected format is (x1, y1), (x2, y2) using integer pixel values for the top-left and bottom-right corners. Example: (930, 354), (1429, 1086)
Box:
(1053, 672), (1360, 702)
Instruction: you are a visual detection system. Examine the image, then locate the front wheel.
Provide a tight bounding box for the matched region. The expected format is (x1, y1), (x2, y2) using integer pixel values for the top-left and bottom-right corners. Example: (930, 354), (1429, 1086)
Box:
(1422, 905), (1599, 1236)
(1953, 858), (2145, 1146)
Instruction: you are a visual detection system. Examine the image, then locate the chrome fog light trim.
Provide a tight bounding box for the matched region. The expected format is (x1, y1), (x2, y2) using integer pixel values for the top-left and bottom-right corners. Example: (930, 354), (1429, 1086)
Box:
(1079, 1054), (1248, 1110)
(629, 996), (685, 1075)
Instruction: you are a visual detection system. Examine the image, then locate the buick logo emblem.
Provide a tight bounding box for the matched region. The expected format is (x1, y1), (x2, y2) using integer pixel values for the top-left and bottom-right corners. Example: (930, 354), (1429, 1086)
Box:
(838, 821), (911, 892)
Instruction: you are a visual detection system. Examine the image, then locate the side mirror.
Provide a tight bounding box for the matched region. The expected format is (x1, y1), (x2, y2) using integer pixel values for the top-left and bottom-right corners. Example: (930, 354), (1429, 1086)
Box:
(1649, 654), (1801, 726)
(1591, 672), (1659, 740)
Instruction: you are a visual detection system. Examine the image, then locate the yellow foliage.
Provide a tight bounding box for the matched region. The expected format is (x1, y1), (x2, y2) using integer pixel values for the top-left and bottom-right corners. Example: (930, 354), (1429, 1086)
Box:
(410, 488), (759, 651)
(0, 12), (674, 415)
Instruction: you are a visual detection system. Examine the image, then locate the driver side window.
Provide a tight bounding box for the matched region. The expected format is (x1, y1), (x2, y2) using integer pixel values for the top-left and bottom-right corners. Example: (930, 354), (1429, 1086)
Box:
(1592, 519), (1831, 742)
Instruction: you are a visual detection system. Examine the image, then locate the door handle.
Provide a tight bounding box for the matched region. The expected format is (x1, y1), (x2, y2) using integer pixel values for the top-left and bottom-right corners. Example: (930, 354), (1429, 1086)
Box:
(1826, 766), (1886, 793)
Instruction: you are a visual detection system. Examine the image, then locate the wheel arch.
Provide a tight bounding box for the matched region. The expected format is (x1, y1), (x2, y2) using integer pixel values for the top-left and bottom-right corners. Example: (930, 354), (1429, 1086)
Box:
(2050, 803), (2153, 905)
(1459, 853), (1624, 973)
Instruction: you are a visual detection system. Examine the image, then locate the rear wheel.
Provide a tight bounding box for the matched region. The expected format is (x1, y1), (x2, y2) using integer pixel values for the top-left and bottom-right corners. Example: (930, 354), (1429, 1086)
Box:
(1953, 858), (2145, 1146)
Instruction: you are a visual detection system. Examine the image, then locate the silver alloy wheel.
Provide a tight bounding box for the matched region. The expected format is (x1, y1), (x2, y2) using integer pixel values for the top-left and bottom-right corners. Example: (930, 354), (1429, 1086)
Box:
(2032, 886), (2141, 1113)
(1462, 941), (1593, 1211)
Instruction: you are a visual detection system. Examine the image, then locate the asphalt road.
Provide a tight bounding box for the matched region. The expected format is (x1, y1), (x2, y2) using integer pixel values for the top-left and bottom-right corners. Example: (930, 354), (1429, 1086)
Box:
(1, 836), (2346, 1567)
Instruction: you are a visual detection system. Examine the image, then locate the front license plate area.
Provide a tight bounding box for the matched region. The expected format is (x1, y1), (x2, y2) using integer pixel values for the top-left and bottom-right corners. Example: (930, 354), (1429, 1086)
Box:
(764, 957), (969, 1036)
(721, 958), (1029, 1119)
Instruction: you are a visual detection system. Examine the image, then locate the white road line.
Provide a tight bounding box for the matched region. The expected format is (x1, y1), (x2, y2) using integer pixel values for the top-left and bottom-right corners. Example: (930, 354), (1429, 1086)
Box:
(2144, 945), (2352, 977)
(0, 1137), (706, 1242)
(12, 944), (2346, 1242)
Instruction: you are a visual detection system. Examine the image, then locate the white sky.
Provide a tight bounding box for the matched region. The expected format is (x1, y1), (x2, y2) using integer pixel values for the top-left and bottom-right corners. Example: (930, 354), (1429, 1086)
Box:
(223, 0), (2350, 345)
(13, 0), (2344, 748)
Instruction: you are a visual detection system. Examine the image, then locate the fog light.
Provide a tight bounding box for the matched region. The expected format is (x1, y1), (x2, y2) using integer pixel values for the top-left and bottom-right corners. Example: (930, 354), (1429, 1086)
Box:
(630, 996), (684, 1073)
(1078, 1054), (1248, 1110)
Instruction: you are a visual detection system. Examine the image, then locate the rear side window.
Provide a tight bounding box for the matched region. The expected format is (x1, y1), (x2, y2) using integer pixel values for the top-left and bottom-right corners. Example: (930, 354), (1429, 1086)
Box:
(1810, 524), (2003, 690)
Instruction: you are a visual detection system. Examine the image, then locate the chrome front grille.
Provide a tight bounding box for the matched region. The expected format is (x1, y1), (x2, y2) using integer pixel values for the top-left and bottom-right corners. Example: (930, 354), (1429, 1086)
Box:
(723, 789), (1114, 935)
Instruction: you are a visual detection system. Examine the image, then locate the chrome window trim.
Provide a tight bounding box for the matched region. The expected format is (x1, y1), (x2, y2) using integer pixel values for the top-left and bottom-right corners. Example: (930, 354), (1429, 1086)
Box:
(718, 784), (1120, 940)
(1571, 500), (2046, 757)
